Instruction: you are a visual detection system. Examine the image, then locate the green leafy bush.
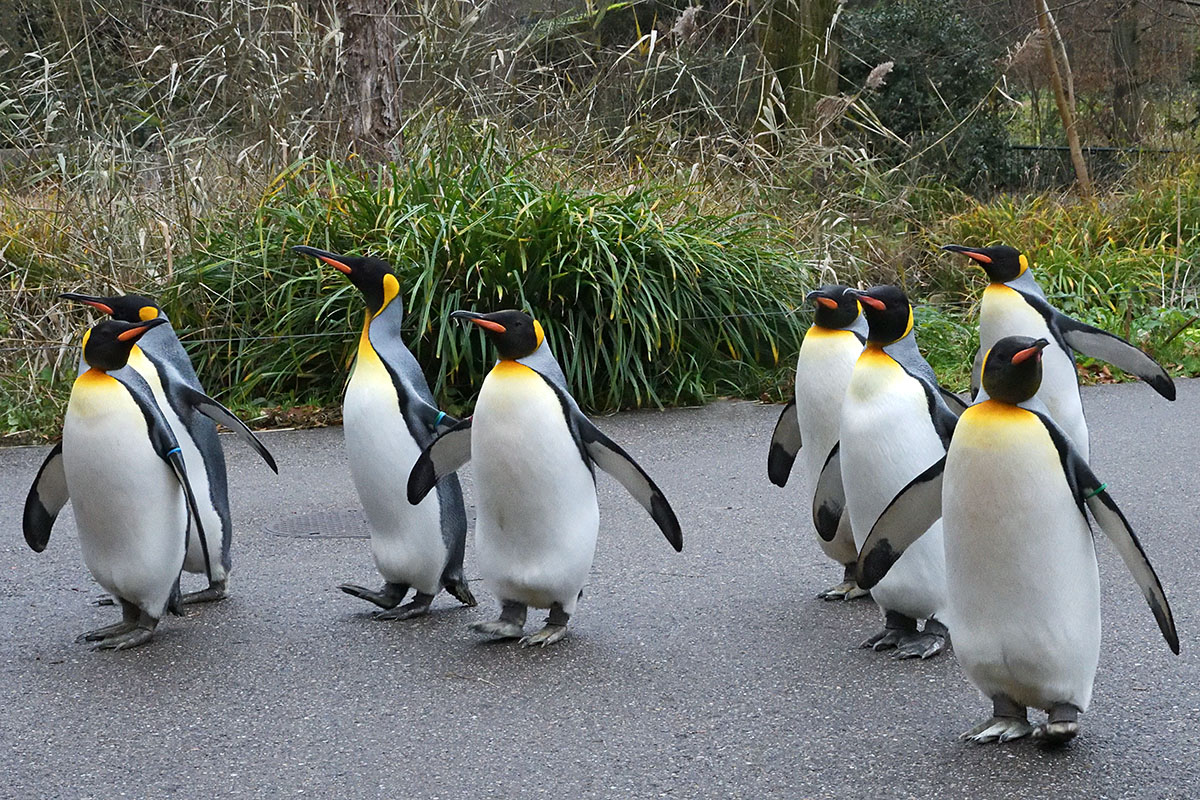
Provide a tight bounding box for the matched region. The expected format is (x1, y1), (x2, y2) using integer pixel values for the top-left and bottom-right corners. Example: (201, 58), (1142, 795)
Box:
(165, 138), (807, 414)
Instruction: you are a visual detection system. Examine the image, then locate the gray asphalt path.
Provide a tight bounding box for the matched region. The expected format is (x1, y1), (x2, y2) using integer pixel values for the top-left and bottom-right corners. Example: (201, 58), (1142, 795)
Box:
(1, 381), (1197, 799)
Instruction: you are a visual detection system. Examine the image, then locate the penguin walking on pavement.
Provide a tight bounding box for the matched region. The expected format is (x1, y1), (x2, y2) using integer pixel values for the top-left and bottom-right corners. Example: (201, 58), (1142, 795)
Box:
(23, 319), (209, 649)
(857, 335), (1179, 744)
(57, 292), (278, 603)
(767, 285), (870, 600)
(940, 244), (1174, 461)
(816, 285), (956, 658)
(408, 309), (682, 647)
(294, 246), (474, 619)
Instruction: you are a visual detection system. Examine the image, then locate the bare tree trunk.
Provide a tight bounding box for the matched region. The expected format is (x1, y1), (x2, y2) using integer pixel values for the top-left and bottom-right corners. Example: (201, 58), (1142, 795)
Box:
(339, 0), (405, 153)
(1035, 0), (1092, 197)
(1111, 2), (1141, 143)
(758, 0), (841, 139)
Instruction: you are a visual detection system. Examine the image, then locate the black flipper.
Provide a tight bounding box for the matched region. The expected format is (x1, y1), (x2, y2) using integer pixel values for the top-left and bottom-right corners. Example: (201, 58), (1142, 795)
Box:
(767, 399), (801, 487)
(23, 442), (67, 552)
(811, 443), (845, 542)
(181, 387), (279, 473)
(939, 387), (969, 416)
(578, 418), (683, 552)
(855, 456), (946, 590)
(1033, 411), (1179, 654)
(1057, 318), (1175, 400)
(969, 346), (984, 401)
(408, 417), (473, 505)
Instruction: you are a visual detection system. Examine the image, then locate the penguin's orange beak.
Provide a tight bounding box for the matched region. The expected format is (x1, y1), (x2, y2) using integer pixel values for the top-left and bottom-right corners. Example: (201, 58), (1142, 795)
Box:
(858, 295), (886, 311)
(116, 320), (166, 341)
(941, 244), (992, 264)
(1011, 339), (1049, 365)
(318, 255), (352, 275)
(467, 318), (506, 334)
(815, 297), (838, 310)
(59, 293), (115, 315)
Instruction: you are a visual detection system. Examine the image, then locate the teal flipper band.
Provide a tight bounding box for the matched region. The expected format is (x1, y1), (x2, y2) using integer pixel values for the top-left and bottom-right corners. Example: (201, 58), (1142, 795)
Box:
(435, 411), (446, 427)
(1083, 483), (1107, 499)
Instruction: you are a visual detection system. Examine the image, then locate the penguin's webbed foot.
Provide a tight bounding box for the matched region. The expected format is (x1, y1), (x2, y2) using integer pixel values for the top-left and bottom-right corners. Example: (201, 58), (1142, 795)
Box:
(1032, 704), (1080, 745)
(519, 604), (570, 648)
(860, 610), (918, 651)
(894, 618), (948, 659)
(520, 624), (567, 648)
(339, 582), (408, 610)
(376, 592), (434, 621)
(76, 621), (134, 643)
(472, 600), (528, 640)
(94, 625), (155, 651)
(181, 580), (227, 605)
(817, 581), (869, 601)
(962, 694), (1032, 744)
(961, 716), (1033, 744)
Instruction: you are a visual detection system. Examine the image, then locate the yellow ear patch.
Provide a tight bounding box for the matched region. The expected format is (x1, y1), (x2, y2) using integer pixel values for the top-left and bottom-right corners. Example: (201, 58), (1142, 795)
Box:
(81, 329), (92, 351)
(1018, 254), (1029, 275)
(903, 305), (914, 339)
(533, 319), (545, 348)
(138, 306), (158, 322)
(379, 273), (401, 315)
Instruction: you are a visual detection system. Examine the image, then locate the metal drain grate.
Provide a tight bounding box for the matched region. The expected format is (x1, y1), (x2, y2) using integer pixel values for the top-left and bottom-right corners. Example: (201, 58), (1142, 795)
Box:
(264, 510), (369, 539)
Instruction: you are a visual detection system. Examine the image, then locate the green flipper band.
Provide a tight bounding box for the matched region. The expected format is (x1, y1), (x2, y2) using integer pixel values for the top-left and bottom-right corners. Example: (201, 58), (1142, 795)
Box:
(1084, 483), (1107, 499)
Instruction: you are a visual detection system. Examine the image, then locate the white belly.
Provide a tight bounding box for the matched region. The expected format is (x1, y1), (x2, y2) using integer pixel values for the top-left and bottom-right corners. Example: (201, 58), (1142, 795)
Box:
(128, 349), (225, 581)
(841, 351), (947, 619)
(63, 375), (186, 617)
(979, 286), (1088, 459)
(944, 404), (1100, 712)
(794, 328), (861, 564)
(472, 363), (598, 613)
(343, 354), (446, 595)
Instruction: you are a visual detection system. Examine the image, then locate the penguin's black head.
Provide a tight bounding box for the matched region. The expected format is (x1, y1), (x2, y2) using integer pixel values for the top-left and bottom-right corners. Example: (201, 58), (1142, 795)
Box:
(940, 244), (1027, 283)
(806, 285), (861, 330)
(293, 245), (400, 317)
(451, 309), (544, 360)
(81, 318), (169, 372)
(854, 285), (912, 345)
(60, 292), (163, 323)
(982, 336), (1049, 405)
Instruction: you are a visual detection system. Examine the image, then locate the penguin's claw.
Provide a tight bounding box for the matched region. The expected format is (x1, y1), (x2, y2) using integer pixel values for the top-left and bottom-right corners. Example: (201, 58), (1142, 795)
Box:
(76, 621), (135, 643)
(93, 626), (155, 651)
(961, 717), (1033, 744)
(91, 594), (116, 607)
(338, 582), (407, 610)
(860, 627), (905, 651)
(893, 631), (946, 660)
(375, 593), (434, 621)
(520, 624), (568, 648)
(1032, 721), (1079, 745)
(180, 581), (227, 605)
(817, 581), (862, 600)
(472, 620), (526, 640)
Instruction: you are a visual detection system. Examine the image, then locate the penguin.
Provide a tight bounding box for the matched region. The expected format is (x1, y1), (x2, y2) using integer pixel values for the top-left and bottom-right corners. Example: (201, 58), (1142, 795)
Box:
(767, 285), (870, 600)
(23, 319), (208, 649)
(815, 285), (955, 658)
(940, 244), (1174, 461)
(856, 335), (1179, 744)
(407, 309), (682, 647)
(293, 245), (474, 618)
(57, 291), (278, 603)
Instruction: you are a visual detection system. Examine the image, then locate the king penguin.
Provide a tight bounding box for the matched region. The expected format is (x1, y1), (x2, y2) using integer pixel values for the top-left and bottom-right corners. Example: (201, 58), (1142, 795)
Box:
(57, 291), (278, 603)
(940, 244), (1174, 461)
(293, 245), (474, 619)
(857, 335), (1179, 744)
(23, 319), (209, 649)
(767, 285), (869, 600)
(817, 285), (956, 658)
(407, 309), (682, 647)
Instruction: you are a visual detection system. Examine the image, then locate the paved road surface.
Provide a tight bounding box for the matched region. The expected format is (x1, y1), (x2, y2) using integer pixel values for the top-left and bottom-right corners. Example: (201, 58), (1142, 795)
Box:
(1, 381), (1197, 799)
